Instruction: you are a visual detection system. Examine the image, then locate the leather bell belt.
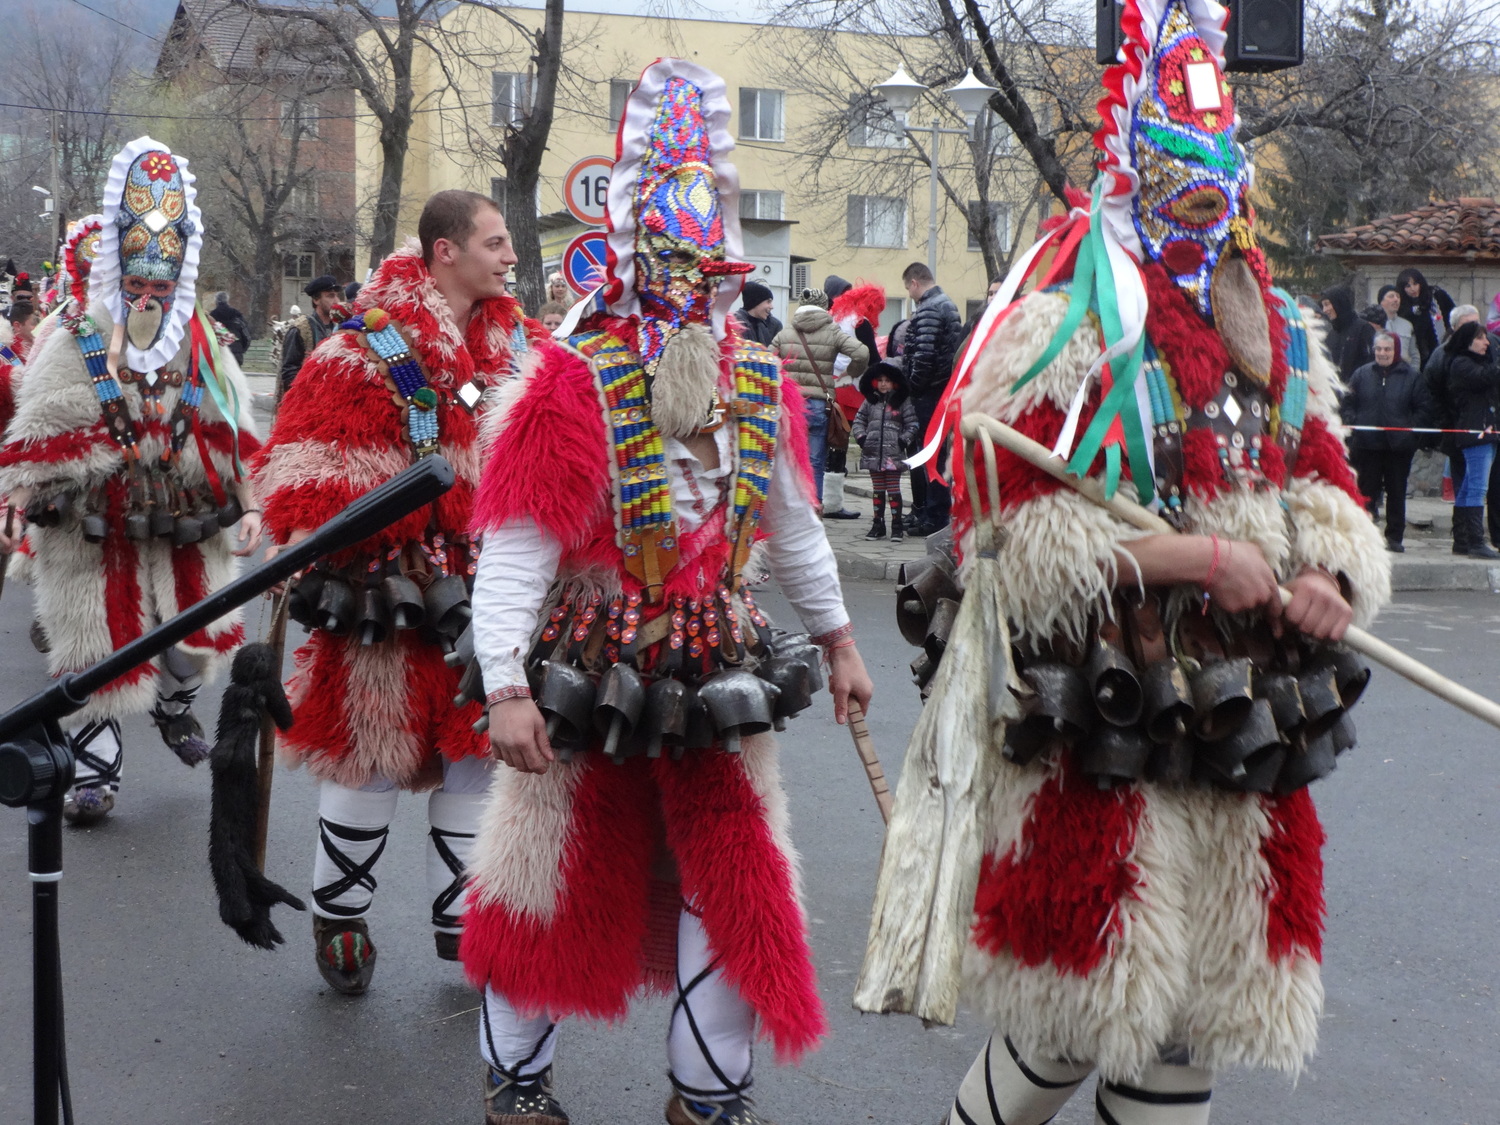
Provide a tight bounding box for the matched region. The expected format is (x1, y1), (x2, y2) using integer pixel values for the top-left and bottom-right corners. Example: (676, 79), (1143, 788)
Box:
(25, 480), (243, 546)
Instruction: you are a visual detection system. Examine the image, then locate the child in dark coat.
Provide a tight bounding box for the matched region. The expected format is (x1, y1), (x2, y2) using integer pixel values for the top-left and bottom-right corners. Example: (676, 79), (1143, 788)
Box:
(852, 360), (920, 541)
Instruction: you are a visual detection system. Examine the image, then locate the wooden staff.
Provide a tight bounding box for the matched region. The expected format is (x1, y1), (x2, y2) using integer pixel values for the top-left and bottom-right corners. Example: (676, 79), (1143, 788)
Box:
(252, 584), (290, 871)
(846, 700), (892, 824)
(962, 411), (1500, 733)
(0, 505), (14, 602)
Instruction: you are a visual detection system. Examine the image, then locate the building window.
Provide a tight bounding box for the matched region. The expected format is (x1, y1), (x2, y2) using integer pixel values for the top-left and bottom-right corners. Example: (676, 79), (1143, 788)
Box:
(967, 201), (1013, 253)
(608, 79), (633, 130)
(739, 88), (784, 142)
(492, 72), (531, 126)
(791, 263), (811, 295)
(974, 107), (1013, 155)
(283, 252), (314, 280)
(289, 179), (319, 214)
(740, 190), (784, 221)
(846, 195), (906, 248)
(847, 96), (905, 148)
(280, 99), (319, 138)
(490, 176), (509, 211)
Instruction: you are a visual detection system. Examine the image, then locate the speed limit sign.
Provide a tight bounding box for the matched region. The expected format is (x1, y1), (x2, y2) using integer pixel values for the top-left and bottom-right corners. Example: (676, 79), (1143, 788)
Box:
(562, 157), (613, 226)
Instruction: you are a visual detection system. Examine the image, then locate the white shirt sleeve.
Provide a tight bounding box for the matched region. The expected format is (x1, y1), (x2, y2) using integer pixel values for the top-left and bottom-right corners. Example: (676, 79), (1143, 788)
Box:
(471, 518), (563, 694)
(758, 447), (851, 640)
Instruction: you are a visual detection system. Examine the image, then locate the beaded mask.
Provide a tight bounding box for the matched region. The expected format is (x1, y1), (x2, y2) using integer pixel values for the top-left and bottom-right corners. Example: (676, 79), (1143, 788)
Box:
(90, 137), (203, 373)
(600, 60), (752, 367)
(62, 215), (104, 301)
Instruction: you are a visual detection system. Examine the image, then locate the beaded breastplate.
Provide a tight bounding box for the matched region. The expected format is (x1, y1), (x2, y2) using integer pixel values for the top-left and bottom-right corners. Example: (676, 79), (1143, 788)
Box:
(565, 328), (781, 603)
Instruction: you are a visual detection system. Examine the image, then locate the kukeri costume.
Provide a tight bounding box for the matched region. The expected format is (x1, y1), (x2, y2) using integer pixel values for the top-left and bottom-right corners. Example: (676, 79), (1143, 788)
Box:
(253, 239), (540, 991)
(460, 59), (853, 1125)
(875, 5), (1391, 1122)
(0, 138), (258, 825)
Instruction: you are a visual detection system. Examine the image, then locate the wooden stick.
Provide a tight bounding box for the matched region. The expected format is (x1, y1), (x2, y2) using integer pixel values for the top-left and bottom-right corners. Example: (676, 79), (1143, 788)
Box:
(846, 700), (892, 823)
(0, 505), (14, 602)
(962, 412), (1500, 733)
(252, 591), (290, 872)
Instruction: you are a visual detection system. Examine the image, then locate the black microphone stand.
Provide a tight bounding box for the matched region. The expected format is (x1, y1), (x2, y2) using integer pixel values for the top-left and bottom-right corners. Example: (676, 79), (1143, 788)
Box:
(0, 456), (455, 1125)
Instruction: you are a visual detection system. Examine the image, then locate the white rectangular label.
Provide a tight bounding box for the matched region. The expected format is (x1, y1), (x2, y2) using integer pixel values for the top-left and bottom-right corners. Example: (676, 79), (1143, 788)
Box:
(1184, 61), (1222, 112)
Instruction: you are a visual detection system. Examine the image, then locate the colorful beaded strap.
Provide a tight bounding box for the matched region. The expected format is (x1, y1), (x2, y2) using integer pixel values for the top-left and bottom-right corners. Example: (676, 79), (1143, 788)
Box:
(348, 308), (441, 457)
(65, 310), (140, 456)
(728, 341), (781, 584)
(0, 344), (17, 366)
(1273, 288), (1310, 434)
(570, 328), (679, 602)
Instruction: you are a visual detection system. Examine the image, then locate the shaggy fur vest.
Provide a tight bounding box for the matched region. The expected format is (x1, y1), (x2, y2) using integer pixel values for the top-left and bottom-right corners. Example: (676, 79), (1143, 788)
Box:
(254, 246), (539, 789)
(0, 304), (259, 725)
(459, 323), (828, 1064)
(954, 266), (1391, 1083)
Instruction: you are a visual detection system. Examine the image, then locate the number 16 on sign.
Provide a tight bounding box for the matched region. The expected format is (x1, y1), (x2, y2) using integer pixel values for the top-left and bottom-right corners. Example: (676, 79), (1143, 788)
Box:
(563, 157), (614, 226)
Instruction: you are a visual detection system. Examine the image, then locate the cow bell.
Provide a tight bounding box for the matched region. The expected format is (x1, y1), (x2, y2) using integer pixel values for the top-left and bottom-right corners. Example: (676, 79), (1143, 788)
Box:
(381, 573), (426, 631)
(697, 669), (779, 755)
(1254, 671), (1306, 734)
(124, 511), (152, 541)
(315, 576), (357, 636)
(356, 585), (393, 647)
(896, 553), (960, 646)
(445, 623), (476, 670)
(452, 658), (485, 708)
(757, 654), (816, 731)
(642, 676), (691, 759)
(149, 505), (175, 539)
(594, 663), (647, 763)
(537, 660), (595, 760)
(1329, 711), (1356, 754)
(1085, 641), (1144, 727)
(1190, 657), (1255, 742)
(1197, 695), (1279, 785)
(424, 574), (472, 640)
(1002, 662), (1092, 766)
(1076, 725), (1152, 788)
(1276, 729), (1339, 793)
(287, 570), (327, 629)
(81, 513), (109, 544)
(910, 651), (937, 693)
(1321, 647), (1371, 709)
(922, 597), (962, 664)
(1295, 663), (1344, 738)
(172, 514), (205, 546)
(216, 494), (245, 528)
(1142, 659), (1194, 744)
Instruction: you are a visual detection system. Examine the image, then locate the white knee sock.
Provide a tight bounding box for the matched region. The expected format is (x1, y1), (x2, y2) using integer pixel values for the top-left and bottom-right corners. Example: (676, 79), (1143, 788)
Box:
(1095, 1060), (1213, 1125)
(311, 779), (398, 921)
(667, 907), (756, 1105)
(70, 719), (122, 792)
(480, 986), (557, 1080)
(428, 789), (484, 933)
(949, 1035), (1093, 1125)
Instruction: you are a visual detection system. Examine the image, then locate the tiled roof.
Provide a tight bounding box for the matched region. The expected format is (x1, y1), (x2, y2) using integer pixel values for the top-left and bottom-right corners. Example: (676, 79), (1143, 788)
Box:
(1317, 198), (1500, 261)
(159, 0), (349, 79)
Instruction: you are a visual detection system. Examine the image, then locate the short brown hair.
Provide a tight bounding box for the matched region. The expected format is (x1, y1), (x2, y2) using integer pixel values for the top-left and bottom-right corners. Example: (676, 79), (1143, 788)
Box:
(538, 301), (568, 318)
(418, 190), (500, 264)
(901, 262), (934, 285)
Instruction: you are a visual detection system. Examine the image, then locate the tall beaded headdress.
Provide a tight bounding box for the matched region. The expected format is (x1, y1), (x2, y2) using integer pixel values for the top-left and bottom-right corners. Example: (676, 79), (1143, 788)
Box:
(62, 215), (105, 302)
(89, 136), (203, 372)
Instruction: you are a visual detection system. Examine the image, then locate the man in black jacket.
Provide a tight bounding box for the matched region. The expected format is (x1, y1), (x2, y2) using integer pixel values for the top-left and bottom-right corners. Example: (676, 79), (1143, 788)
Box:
(1343, 331), (1433, 551)
(208, 291), (251, 363)
(900, 262), (964, 534)
(733, 280), (781, 347)
(279, 274), (343, 391)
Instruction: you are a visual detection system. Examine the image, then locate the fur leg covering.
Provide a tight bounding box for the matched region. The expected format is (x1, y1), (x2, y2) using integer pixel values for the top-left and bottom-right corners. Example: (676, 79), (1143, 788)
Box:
(948, 1035), (1092, 1125)
(1094, 1060), (1213, 1125)
(208, 643), (304, 950)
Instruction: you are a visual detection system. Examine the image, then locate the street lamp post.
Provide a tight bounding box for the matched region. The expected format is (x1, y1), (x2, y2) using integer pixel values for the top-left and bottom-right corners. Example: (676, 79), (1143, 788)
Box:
(872, 66), (1000, 276)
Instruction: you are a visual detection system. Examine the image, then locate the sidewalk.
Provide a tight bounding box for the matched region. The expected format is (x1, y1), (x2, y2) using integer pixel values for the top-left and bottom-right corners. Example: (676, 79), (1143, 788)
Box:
(827, 467), (1500, 593)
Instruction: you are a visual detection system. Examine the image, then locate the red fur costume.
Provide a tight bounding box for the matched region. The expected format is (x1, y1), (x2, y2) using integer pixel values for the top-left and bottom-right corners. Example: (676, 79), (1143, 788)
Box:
(460, 321), (829, 1062)
(255, 245), (541, 788)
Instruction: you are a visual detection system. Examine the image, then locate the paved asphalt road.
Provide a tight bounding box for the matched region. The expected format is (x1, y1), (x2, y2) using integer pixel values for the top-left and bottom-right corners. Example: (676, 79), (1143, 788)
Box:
(2, 580), (1499, 1124)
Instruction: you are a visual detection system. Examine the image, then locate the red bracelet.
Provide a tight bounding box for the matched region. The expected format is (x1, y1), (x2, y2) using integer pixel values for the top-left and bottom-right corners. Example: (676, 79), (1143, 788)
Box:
(1201, 534), (1228, 612)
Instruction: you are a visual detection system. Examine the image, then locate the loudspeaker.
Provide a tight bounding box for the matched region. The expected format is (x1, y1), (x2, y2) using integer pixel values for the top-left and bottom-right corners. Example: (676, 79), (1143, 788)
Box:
(1096, 0), (1123, 65)
(1225, 0), (1304, 72)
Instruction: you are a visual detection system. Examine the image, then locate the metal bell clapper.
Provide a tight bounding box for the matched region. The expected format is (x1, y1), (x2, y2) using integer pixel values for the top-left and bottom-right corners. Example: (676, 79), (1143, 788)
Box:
(756, 654), (816, 731)
(1085, 641), (1144, 727)
(444, 623), (476, 671)
(895, 553), (960, 646)
(536, 661), (595, 761)
(593, 664), (646, 764)
(1077, 726), (1153, 788)
(356, 585), (393, 647)
(698, 669), (779, 755)
(1142, 659), (1195, 743)
(1002, 662), (1093, 765)
(641, 677), (691, 759)
(287, 569), (327, 629)
(453, 659), (486, 708)
(424, 573), (472, 640)
(382, 573), (426, 631)
(1189, 657), (1255, 741)
(315, 576), (357, 636)
(1295, 663), (1344, 738)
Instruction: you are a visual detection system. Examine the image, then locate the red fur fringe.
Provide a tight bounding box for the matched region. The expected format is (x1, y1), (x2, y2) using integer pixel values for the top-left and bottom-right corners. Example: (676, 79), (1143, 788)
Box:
(1142, 263), (1231, 410)
(972, 762), (1144, 977)
(0, 426), (109, 470)
(1260, 789), (1326, 963)
(1292, 416), (1361, 503)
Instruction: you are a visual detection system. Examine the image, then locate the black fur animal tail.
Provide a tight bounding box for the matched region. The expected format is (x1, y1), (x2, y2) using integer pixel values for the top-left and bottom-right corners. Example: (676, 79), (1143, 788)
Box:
(209, 643), (304, 950)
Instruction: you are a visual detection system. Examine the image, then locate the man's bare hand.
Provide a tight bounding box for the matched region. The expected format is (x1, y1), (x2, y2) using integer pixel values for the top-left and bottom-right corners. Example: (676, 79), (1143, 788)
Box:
(828, 643), (874, 726)
(1280, 569), (1353, 642)
(264, 527), (312, 596)
(232, 510), (264, 558)
(489, 696), (555, 774)
(1206, 538), (1282, 619)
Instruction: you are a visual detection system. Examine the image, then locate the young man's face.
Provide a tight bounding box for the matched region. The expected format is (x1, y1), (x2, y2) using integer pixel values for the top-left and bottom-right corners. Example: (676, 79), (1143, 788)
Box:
(439, 206), (517, 303)
(1381, 290), (1401, 316)
(313, 291), (340, 320)
(748, 298), (773, 320)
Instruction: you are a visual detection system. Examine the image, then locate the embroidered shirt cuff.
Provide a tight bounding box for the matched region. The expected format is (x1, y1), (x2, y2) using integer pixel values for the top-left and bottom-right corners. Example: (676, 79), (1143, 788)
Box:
(812, 622), (855, 648)
(485, 685), (532, 706)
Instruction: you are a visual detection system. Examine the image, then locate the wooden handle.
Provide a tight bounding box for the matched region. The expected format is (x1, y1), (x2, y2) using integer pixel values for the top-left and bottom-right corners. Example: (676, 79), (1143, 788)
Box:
(846, 700), (893, 824)
(961, 411), (1500, 734)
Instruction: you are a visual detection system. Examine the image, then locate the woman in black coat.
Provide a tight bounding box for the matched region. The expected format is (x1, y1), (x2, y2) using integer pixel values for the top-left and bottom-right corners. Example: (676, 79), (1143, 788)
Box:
(1342, 332), (1433, 550)
(1445, 321), (1500, 557)
(1320, 284), (1376, 381)
(1396, 267), (1456, 367)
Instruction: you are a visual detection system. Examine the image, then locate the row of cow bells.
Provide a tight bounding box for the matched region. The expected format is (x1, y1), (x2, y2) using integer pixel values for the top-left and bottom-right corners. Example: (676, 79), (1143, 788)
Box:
(289, 570), (471, 646)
